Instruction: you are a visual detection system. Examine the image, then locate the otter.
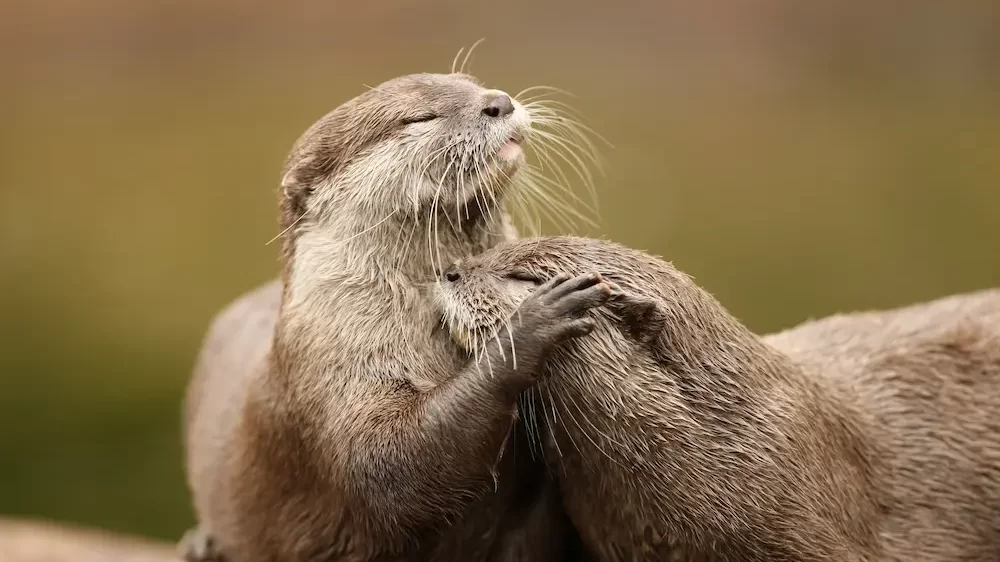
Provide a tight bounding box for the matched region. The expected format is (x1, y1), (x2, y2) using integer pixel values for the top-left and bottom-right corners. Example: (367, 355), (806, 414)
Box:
(182, 74), (603, 562)
(436, 235), (1000, 562)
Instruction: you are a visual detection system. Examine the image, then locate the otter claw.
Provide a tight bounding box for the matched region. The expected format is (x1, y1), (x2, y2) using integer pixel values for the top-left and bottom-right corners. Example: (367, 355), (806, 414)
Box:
(554, 281), (613, 315)
(544, 272), (604, 301)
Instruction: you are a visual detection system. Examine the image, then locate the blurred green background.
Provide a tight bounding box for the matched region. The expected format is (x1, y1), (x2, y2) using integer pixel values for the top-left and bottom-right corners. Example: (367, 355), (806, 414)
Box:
(1, 0), (998, 543)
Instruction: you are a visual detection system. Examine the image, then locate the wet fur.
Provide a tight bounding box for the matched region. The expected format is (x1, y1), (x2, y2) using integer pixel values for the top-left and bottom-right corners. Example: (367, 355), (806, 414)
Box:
(437, 235), (1000, 562)
(183, 73), (595, 562)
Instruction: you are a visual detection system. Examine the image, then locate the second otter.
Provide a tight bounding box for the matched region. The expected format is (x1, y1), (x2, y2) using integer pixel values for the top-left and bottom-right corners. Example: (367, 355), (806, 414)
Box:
(436, 235), (1000, 562)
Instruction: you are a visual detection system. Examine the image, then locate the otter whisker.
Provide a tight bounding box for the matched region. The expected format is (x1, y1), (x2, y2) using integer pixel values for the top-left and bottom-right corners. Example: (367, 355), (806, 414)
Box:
(483, 341), (495, 380)
(497, 166), (547, 236)
(523, 166), (599, 221)
(524, 137), (575, 193)
(518, 177), (579, 234)
(405, 138), (466, 278)
(533, 106), (613, 151)
(514, 84), (578, 100)
(528, 142), (601, 221)
(455, 153), (467, 224)
(459, 38), (486, 75)
(529, 114), (607, 174)
(427, 161), (455, 288)
(510, 189), (544, 237)
(519, 171), (598, 233)
(524, 97), (611, 209)
(551, 376), (630, 471)
(487, 325), (507, 364)
(540, 382), (565, 464)
(524, 127), (603, 214)
(524, 98), (601, 133)
(265, 210), (307, 246)
(522, 98), (588, 122)
(331, 210), (401, 249)
(528, 129), (599, 195)
(519, 389), (543, 461)
(504, 321), (517, 372)
(525, 147), (599, 217)
(472, 157), (500, 227)
(544, 384), (594, 471)
(450, 47), (465, 74)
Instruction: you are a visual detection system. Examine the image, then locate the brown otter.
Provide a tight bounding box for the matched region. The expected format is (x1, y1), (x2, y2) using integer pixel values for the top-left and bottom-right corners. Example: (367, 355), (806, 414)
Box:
(182, 74), (604, 562)
(436, 235), (1000, 562)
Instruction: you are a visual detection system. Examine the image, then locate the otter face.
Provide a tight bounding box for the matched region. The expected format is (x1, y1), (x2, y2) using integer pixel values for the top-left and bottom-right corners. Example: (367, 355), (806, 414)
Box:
(435, 239), (585, 353)
(281, 73), (531, 229)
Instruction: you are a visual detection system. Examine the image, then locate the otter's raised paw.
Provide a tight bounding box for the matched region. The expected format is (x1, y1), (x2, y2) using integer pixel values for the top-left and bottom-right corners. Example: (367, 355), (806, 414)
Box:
(516, 272), (612, 345)
(178, 526), (225, 561)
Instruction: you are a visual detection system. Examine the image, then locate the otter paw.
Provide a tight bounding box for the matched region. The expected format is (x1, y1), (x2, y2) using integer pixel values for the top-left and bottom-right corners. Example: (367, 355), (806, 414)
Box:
(178, 526), (225, 561)
(518, 272), (612, 343)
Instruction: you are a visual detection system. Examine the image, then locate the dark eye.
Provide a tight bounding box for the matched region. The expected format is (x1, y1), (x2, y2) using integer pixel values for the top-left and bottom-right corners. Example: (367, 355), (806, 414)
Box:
(506, 270), (542, 285)
(401, 113), (440, 125)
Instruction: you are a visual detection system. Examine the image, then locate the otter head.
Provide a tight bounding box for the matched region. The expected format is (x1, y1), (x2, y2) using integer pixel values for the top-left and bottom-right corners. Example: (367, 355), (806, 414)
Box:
(435, 237), (668, 353)
(278, 73), (534, 291)
(435, 238), (595, 352)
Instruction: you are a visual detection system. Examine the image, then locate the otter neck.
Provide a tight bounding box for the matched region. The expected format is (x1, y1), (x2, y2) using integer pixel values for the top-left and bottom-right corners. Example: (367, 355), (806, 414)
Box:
(280, 199), (512, 317)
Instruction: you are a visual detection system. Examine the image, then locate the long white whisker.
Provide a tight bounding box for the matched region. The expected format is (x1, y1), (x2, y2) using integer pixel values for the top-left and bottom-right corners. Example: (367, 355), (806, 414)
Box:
(451, 47), (465, 74)
(266, 211), (306, 246)
(460, 38), (485, 74)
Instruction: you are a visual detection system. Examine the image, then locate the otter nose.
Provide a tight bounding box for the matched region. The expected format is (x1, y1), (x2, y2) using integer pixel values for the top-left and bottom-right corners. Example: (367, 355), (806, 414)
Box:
(482, 93), (514, 118)
(443, 265), (461, 283)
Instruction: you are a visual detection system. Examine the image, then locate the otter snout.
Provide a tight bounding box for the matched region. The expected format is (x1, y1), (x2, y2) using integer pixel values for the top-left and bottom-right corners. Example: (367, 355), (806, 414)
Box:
(482, 92), (515, 118)
(443, 264), (462, 283)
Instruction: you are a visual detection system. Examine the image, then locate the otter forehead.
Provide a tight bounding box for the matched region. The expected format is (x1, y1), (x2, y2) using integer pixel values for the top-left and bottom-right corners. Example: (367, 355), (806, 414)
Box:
(284, 73), (507, 178)
(363, 73), (487, 118)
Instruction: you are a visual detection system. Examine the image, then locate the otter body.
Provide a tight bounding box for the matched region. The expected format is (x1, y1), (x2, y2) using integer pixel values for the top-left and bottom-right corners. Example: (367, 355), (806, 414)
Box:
(437, 235), (1000, 562)
(183, 74), (598, 562)
(765, 289), (1000, 561)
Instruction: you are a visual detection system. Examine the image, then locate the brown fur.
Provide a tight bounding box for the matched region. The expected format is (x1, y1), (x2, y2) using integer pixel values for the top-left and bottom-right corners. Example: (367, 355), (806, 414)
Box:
(183, 74), (596, 562)
(436, 235), (1000, 562)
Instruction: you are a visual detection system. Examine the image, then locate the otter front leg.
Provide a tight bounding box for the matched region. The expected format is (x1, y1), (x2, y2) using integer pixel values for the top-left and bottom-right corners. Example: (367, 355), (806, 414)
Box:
(178, 525), (225, 561)
(348, 273), (612, 540)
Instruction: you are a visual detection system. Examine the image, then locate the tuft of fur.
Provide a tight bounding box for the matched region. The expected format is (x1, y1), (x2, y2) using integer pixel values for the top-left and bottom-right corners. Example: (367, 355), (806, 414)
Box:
(183, 73), (600, 562)
(436, 235), (1000, 562)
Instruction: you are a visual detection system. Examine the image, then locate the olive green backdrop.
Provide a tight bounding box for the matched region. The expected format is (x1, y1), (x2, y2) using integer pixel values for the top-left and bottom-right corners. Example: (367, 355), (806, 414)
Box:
(1, 0), (998, 542)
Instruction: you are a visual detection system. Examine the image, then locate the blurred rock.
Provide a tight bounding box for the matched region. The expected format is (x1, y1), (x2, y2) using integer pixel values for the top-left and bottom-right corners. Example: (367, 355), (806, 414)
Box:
(0, 517), (178, 562)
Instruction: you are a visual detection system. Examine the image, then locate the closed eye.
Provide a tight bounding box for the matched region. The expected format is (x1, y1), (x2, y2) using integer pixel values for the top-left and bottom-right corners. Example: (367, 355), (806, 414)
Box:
(401, 113), (440, 125)
(505, 270), (542, 285)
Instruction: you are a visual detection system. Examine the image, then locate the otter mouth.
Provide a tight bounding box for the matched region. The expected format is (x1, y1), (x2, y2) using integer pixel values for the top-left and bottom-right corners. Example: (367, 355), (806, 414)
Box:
(451, 129), (527, 228)
(444, 318), (492, 354)
(449, 323), (475, 352)
(495, 131), (526, 162)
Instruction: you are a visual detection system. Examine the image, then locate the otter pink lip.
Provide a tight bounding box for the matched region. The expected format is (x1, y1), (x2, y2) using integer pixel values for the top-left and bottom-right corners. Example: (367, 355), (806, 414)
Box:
(496, 138), (523, 160)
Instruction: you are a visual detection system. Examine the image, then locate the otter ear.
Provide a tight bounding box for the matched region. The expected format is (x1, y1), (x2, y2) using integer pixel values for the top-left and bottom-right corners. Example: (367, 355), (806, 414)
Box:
(606, 290), (667, 346)
(280, 155), (320, 219)
(281, 156), (318, 198)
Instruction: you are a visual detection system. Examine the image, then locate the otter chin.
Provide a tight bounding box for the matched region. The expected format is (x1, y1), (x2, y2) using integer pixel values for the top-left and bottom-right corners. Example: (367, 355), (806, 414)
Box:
(436, 235), (1000, 562)
(496, 137), (525, 165)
